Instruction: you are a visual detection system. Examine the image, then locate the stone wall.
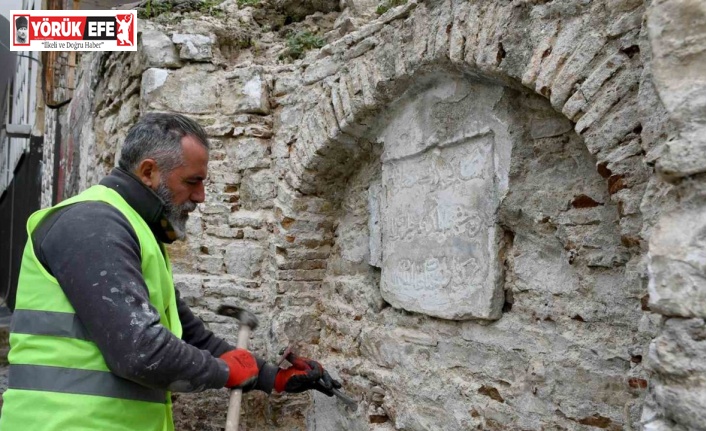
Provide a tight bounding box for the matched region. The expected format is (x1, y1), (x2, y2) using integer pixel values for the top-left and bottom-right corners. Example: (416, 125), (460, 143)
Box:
(40, 51), (117, 207)
(641, 1), (706, 430)
(38, 0), (706, 430)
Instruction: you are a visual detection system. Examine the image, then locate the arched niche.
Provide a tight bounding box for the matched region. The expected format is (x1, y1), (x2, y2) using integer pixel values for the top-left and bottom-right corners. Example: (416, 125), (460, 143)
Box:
(314, 70), (641, 429)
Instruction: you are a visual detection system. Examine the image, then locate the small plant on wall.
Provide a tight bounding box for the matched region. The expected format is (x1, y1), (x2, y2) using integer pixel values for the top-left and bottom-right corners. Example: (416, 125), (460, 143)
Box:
(138, 0), (226, 19)
(279, 31), (325, 61)
(138, 0), (172, 19)
(376, 0), (407, 15)
(198, 0), (226, 16)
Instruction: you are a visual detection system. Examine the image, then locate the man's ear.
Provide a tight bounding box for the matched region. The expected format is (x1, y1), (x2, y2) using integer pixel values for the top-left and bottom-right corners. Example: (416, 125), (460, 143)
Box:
(136, 159), (160, 189)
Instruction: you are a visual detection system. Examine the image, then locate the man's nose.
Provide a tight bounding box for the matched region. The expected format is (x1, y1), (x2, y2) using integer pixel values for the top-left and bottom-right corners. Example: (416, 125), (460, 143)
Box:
(191, 183), (205, 203)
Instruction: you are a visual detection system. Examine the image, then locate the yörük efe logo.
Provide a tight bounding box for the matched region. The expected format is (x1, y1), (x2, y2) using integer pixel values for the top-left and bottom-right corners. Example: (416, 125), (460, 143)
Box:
(10, 10), (137, 52)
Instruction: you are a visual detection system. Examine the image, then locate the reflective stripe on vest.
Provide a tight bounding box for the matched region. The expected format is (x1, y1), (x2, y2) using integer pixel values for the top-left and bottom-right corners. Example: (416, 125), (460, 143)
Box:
(9, 365), (166, 404)
(11, 309), (90, 340)
(9, 307), (168, 404)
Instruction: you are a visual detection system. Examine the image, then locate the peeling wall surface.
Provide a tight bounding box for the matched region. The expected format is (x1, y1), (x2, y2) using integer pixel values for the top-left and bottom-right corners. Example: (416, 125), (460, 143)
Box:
(30, 0), (706, 429)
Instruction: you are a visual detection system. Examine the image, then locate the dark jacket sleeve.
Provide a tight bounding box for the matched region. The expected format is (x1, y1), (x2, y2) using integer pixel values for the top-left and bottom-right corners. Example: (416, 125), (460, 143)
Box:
(176, 290), (232, 357)
(33, 202), (229, 393)
(175, 291), (278, 393)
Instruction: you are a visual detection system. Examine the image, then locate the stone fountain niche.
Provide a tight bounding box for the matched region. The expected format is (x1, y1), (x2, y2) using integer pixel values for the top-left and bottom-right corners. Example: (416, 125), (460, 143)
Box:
(369, 72), (572, 321)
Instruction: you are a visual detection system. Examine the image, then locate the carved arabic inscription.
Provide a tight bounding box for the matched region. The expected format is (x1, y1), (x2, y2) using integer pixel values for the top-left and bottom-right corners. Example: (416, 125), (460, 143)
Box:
(380, 133), (498, 319)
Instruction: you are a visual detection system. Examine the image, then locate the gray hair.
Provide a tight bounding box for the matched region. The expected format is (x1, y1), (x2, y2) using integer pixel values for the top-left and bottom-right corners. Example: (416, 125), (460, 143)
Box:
(118, 113), (209, 174)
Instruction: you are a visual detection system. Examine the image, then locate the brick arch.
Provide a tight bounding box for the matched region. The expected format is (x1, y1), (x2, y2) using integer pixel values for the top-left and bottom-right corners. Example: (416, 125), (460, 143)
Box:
(280, 0), (647, 247)
(272, 0), (649, 334)
(270, 0), (653, 426)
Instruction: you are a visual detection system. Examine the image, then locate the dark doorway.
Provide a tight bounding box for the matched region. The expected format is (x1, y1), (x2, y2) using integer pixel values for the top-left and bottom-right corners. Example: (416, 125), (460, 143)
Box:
(0, 135), (43, 311)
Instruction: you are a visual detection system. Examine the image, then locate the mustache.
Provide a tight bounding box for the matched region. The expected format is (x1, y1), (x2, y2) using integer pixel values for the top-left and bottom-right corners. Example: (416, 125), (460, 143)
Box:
(155, 183), (197, 216)
(179, 201), (197, 213)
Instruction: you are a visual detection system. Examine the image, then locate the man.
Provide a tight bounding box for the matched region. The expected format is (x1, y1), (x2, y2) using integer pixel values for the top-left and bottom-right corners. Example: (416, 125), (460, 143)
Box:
(14, 16), (28, 45)
(0, 113), (340, 430)
(116, 14), (133, 46)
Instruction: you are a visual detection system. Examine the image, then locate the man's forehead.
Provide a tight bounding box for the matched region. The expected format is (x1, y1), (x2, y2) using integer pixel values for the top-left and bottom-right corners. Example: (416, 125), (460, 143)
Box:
(181, 134), (207, 150)
(179, 136), (209, 172)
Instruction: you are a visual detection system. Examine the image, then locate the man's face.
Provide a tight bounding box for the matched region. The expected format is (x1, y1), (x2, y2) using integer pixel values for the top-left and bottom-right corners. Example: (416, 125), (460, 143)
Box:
(154, 135), (208, 240)
(17, 26), (27, 41)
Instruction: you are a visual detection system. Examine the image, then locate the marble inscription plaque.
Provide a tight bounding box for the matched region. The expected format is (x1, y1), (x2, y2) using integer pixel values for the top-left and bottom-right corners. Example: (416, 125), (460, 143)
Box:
(380, 133), (502, 320)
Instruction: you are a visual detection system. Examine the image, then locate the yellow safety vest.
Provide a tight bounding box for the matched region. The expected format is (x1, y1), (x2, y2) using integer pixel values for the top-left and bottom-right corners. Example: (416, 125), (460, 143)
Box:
(0, 185), (183, 431)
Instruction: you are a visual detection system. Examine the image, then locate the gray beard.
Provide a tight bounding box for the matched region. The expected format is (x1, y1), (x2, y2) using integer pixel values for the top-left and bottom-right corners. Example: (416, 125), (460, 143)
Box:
(155, 182), (196, 241)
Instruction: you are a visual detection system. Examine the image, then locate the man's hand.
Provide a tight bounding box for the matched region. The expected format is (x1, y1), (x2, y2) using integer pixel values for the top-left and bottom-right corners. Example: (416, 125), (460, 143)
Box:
(219, 349), (259, 391)
(274, 356), (342, 396)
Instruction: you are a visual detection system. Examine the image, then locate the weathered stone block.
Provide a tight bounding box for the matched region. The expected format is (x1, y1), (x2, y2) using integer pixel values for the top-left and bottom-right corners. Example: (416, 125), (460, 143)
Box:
(243, 228), (268, 241)
(649, 318), (706, 377)
(270, 310), (321, 346)
(648, 206), (706, 318)
(207, 160), (240, 184)
(222, 73), (270, 115)
(642, 419), (684, 431)
(276, 269), (327, 281)
(141, 67), (219, 114)
(139, 28), (181, 68)
(141, 68), (170, 99)
(226, 137), (270, 170)
(197, 255), (224, 275)
(380, 135), (504, 320)
(648, 0), (706, 180)
(224, 242), (265, 279)
(377, 77), (508, 320)
(203, 118), (234, 136)
(204, 225), (243, 239)
(241, 169), (276, 209)
(303, 57), (340, 85)
(172, 33), (214, 62)
(201, 203), (230, 215)
(657, 137), (706, 181)
(647, 318), (706, 429)
(228, 211), (265, 229)
(513, 232), (581, 294)
(185, 211), (203, 237)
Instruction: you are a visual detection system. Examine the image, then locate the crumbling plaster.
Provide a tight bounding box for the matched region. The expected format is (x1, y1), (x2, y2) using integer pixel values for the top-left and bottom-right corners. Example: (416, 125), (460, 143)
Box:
(32, 0), (706, 430)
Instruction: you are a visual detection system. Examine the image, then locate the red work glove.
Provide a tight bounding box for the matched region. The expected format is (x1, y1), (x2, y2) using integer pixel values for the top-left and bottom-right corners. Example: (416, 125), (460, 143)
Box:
(274, 356), (342, 396)
(219, 349), (259, 390)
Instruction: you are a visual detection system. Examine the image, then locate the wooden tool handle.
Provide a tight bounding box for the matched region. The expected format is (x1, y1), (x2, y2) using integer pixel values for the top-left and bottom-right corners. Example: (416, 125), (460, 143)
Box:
(236, 326), (251, 351)
(225, 389), (243, 431)
(225, 325), (252, 431)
